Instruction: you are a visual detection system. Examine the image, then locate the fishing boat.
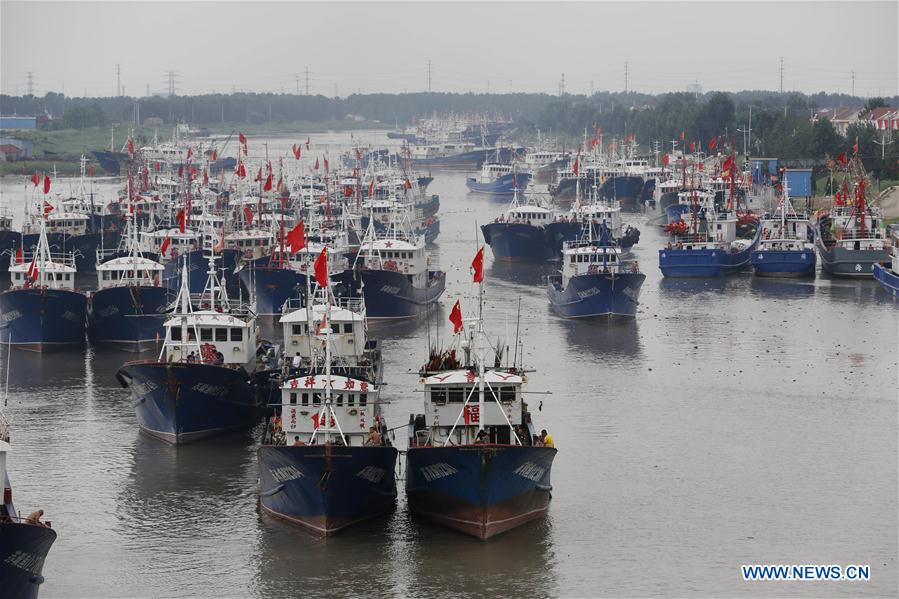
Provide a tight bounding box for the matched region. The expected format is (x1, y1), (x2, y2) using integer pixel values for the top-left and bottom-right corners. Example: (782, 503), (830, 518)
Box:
(351, 213), (445, 319)
(816, 160), (888, 277)
(406, 257), (557, 540)
(0, 417), (57, 599)
(658, 186), (760, 278)
(547, 224), (645, 319)
(0, 205), (22, 272)
(873, 226), (899, 294)
(465, 164), (531, 195)
(481, 187), (557, 262)
(0, 218), (86, 352)
(116, 260), (263, 444)
(87, 202), (170, 351)
(257, 284), (396, 535)
(750, 185), (816, 277)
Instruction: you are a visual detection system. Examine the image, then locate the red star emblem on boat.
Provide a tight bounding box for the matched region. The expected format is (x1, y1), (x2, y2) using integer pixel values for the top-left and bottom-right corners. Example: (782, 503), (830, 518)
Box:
(384, 241), (393, 248)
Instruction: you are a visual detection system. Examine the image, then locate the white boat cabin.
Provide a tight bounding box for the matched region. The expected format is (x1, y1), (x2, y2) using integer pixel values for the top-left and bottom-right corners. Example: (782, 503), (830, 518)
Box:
(163, 311), (256, 369)
(140, 228), (200, 261)
(280, 299), (366, 362)
(23, 212), (90, 237)
(96, 256), (164, 289)
(279, 373), (380, 446)
(499, 204), (554, 225)
(358, 236), (428, 279)
(225, 228), (274, 261)
(562, 242), (633, 285)
(418, 369), (524, 446)
(9, 253), (77, 290)
(474, 163), (513, 183)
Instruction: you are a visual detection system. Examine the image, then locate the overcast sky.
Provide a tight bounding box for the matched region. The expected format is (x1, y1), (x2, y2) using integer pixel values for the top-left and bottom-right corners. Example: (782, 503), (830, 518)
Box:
(2, 1), (896, 98)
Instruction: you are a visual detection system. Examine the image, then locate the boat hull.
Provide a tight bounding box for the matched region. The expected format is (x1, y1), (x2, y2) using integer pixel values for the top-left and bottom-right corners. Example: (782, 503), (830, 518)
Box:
(600, 175), (645, 212)
(257, 445), (398, 535)
(64, 230), (122, 274)
(86, 285), (170, 351)
(816, 239), (889, 278)
(237, 266), (355, 316)
(0, 230), (22, 271)
(873, 263), (899, 294)
(658, 245), (754, 277)
(162, 249), (240, 295)
(0, 288), (87, 351)
(356, 269), (445, 319)
(465, 173), (531, 195)
(481, 223), (553, 262)
(547, 272), (645, 319)
(750, 249), (816, 277)
(0, 521), (57, 599)
(406, 444), (556, 540)
(116, 361), (261, 444)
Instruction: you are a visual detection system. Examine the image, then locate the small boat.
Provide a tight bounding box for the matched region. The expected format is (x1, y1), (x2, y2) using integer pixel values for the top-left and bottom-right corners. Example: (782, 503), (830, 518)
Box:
(116, 259), (264, 444)
(481, 187), (557, 262)
(1, 218), (86, 352)
(352, 213), (445, 319)
(406, 263), (557, 540)
(465, 163), (531, 195)
(547, 224), (645, 319)
(87, 200), (171, 351)
(257, 285), (396, 535)
(816, 161), (888, 277)
(658, 186), (760, 278)
(0, 417), (57, 599)
(751, 184), (816, 277)
(873, 226), (899, 294)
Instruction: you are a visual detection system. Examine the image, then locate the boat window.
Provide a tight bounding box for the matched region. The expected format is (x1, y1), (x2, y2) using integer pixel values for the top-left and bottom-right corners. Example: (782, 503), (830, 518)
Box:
(335, 394), (343, 406)
(570, 255), (576, 263)
(500, 386), (516, 402)
(359, 393), (367, 406)
(230, 328), (243, 341)
(200, 328), (213, 341)
(170, 327), (182, 341)
(301, 393), (309, 406)
(448, 387), (465, 403)
(65, 273), (71, 281)
(431, 387), (447, 404)
(215, 328), (228, 341)
(292, 324), (302, 335)
(289, 392), (297, 405)
(343, 323), (353, 334)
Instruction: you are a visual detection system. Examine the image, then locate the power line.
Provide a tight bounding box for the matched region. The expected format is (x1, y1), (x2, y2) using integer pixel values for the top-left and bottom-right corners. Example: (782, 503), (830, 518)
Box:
(26, 71), (34, 96)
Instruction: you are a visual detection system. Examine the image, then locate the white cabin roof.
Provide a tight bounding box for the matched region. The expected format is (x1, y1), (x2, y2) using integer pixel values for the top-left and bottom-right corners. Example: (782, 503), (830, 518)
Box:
(424, 369), (522, 386)
(368, 238), (419, 251)
(165, 311), (248, 328)
(10, 261), (76, 274)
(282, 373), (376, 392)
(280, 304), (364, 324)
(97, 256), (165, 271)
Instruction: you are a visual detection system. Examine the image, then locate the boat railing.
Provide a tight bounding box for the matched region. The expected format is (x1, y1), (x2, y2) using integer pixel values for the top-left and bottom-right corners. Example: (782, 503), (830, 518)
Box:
(0, 515), (53, 527)
(281, 296), (364, 315)
(19, 251), (78, 267)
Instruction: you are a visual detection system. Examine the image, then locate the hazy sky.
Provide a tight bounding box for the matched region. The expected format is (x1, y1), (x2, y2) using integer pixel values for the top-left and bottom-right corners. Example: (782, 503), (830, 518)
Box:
(2, 1), (897, 98)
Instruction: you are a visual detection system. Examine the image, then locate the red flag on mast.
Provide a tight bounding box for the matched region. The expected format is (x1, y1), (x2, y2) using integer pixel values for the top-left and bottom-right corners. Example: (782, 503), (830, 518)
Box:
(263, 173), (273, 192)
(471, 247), (484, 283)
(177, 208), (186, 233)
(31, 171), (40, 187)
(160, 236), (171, 257)
(287, 221), (306, 254)
(43, 175), (51, 194)
(573, 156), (580, 177)
(15, 246), (23, 265)
(449, 300), (464, 334)
(243, 205), (254, 225)
(313, 247), (328, 287)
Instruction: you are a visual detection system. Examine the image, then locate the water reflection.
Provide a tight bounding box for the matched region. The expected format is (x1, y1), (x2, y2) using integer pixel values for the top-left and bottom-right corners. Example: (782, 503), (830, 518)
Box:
(749, 276), (816, 299)
(487, 260), (557, 288)
(557, 317), (642, 363)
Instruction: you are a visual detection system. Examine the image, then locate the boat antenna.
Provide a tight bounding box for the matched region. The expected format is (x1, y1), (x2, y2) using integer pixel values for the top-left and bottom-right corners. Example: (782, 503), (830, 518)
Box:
(513, 296), (521, 371)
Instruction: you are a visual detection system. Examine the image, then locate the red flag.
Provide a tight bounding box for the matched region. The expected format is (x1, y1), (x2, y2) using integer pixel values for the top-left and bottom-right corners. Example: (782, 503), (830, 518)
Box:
(852, 137), (859, 155)
(160, 236), (171, 257)
(689, 142), (696, 152)
(187, 147), (193, 160)
(323, 158), (329, 173)
(43, 175), (51, 194)
(287, 221), (306, 253)
(449, 299), (464, 334)
(264, 173), (273, 192)
(15, 246), (23, 265)
(155, 161), (161, 171)
(837, 152), (847, 166)
(177, 208), (186, 233)
(722, 155), (735, 172)
(313, 157), (320, 170)
(573, 156), (580, 177)
(314, 247), (328, 288)
(368, 178), (375, 197)
(127, 138), (134, 160)
(31, 171), (40, 187)
(239, 132), (247, 146)
(708, 137), (718, 150)
(254, 168), (262, 183)
(27, 255), (38, 281)
(680, 130), (685, 141)
(471, 247), (484, 283)
(243, 205), (254, 225)
(213, 227), (225, 253)
(661, 154), (670, 166)
(235, 160), (246, 178)
(698, 161), (704, 172)
(404, 178), (412, 190)
(89, 163), (94, 177)
(178, 164), (184, 179)
(355, 148), (362, 160)
(203, 169), (209, 185)
(343, 185), (354, 197)
(276, 176), (283, 193)
(43, 201), (54, 216)
(211, 148), (218, 161)
(292, 144), (301, 159)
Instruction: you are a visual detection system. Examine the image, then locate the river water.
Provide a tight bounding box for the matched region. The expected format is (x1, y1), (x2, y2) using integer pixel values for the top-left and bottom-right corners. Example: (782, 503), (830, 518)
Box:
(0, 131), (896, 597)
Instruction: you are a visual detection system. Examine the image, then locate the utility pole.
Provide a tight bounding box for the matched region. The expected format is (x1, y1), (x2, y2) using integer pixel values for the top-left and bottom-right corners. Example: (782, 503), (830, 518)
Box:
(559, 72), (565, 96)
(164, 70), (177, 97)
(427, 60), (432, 92)
(116, 63), (121, 96)
(26, 71), (34, 96)
(624, 62), (629, 93)
(873, 131), (894, 161)
(779, 57), (784, 94)
(296, 74), (300, 95)
(851, 70), (856, 97)
(305, 66), (310, 95)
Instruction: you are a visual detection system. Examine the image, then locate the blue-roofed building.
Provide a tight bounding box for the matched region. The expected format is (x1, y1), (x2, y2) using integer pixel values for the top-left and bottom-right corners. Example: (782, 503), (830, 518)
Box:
(0, 116), (37, 130)
(784, 169), (813, 198)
